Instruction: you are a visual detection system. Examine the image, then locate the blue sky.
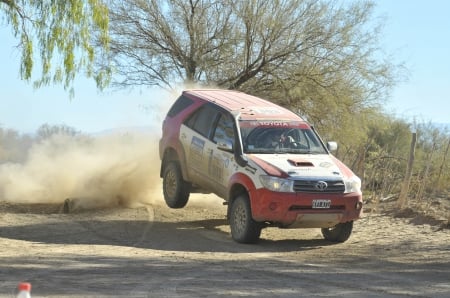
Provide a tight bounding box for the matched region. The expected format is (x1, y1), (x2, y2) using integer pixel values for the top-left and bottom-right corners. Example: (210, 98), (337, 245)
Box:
(1, 1), (449, 134)
(376, 0), (449, 125)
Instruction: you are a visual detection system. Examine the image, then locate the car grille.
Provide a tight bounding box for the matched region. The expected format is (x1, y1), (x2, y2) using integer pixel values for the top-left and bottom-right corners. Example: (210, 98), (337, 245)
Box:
(293, 179), (345, 193)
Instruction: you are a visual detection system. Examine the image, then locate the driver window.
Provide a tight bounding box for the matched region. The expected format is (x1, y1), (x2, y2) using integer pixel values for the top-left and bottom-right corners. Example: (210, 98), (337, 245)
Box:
(213, 113), (235, 147)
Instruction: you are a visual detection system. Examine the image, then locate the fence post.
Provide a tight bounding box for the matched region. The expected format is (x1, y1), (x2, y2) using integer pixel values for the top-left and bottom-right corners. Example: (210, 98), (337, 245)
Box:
(436, 138), (450, 191)
(398, 132), (417, 208)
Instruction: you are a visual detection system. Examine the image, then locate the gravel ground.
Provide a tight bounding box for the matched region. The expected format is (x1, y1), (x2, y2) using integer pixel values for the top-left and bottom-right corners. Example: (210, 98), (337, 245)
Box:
(0, 194), (449, 298)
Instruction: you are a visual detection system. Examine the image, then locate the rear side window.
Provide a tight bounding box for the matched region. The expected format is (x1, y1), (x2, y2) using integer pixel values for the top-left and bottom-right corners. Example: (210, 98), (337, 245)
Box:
(167, 96), (194, 117)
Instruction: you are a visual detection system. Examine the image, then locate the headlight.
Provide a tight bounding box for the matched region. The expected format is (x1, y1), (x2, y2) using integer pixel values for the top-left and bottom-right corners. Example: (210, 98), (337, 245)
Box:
(344, 175), (361, 194)
(259, 175), (294, 192)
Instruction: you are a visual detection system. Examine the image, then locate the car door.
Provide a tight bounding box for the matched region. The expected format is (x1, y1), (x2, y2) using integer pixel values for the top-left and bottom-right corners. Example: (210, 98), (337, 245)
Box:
(206, 112), (236, 197)
(179, 105), (220, 190)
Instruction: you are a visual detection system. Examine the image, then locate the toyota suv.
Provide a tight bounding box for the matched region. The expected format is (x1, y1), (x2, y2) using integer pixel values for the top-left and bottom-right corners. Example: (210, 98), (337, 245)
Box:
(159, 89), (363, 243)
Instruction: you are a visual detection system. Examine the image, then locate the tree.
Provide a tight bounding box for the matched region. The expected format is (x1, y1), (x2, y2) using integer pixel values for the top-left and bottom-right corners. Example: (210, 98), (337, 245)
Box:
(0, 0), (110, 94)
(102, 0), (402, 99)
(103, 0), (235, 89)
(36, 123), (80, 140)
(0, 126), (33, 162)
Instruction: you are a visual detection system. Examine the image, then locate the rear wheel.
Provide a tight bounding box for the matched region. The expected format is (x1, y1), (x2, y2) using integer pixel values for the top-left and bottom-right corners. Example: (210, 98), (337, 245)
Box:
(229, 194), (261, 243)
(321, 221), (353, 242)
(162, 161), (190, 208)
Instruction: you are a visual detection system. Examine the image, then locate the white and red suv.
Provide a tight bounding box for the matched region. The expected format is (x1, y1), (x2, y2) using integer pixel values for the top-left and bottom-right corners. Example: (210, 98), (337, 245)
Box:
(159, 89), (363, 243)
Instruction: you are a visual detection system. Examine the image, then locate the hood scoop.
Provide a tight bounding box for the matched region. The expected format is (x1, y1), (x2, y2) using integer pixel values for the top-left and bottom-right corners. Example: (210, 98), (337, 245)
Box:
(288, 158), (314, 167)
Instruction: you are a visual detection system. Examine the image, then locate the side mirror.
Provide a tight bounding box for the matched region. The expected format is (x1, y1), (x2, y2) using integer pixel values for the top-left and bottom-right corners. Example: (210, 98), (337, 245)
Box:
(217, 138), (248, 166)
(217, 139), (233, 152)
(327, 141), (338, 152)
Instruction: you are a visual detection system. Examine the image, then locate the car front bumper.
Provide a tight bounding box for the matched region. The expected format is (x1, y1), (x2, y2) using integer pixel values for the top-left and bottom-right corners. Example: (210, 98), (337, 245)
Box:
(249, 189), (363, 228)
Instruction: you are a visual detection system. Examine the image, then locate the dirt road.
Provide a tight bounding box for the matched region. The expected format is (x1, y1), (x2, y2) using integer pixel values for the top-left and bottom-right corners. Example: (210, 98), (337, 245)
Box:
(0, 194), (449, 298)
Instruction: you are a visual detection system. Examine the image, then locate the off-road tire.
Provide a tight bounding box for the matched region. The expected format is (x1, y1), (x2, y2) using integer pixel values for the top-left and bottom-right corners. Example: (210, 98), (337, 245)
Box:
(229, 194), (261, 243)
(321, 221), (353, 242)
(162, 161), (190, 208)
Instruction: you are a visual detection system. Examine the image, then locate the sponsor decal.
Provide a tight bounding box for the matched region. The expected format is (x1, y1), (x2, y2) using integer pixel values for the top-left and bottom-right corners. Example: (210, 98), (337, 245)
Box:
(241, 120), (310, 129)
(209, 154), (224, 181)
(248, 121), (289, 127)
(224, 158), (230, 168)
(190, 136), (205, 165)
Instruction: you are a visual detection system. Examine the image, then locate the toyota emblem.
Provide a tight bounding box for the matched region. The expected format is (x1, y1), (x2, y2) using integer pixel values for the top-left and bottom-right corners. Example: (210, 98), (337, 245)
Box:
(314, 181), (328, 191)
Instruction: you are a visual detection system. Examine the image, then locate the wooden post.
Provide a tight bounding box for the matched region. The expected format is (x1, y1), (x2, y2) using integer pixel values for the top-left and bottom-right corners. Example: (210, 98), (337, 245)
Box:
(436, 138), (450, 191)
(398, 132), (417, 208)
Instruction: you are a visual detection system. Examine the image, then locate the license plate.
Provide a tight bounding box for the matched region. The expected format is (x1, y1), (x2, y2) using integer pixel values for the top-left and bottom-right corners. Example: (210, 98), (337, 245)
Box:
(312, 199), (331, 209)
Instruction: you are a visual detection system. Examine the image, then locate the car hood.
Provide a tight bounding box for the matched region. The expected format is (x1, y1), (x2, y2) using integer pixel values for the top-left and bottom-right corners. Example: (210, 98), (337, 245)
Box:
(248, 154), (351, 179)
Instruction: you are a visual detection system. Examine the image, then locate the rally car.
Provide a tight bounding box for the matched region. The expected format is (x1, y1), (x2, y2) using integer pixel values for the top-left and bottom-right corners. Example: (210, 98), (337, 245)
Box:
(159, 89), (363, 243)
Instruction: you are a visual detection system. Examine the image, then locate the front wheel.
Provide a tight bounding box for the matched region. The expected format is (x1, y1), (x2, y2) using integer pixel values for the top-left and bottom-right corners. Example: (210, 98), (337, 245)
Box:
(229, 194), (261, 244)
(321, 221), (353, 242)
(162, 161), (190, 208)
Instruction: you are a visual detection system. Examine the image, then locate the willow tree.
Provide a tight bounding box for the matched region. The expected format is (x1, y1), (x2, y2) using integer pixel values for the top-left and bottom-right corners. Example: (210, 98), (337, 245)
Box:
(0, 0), (110, 93)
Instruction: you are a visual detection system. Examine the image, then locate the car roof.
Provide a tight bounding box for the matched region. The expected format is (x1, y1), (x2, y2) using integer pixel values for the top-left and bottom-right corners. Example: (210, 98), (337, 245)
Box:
(182, 89), (304, 121)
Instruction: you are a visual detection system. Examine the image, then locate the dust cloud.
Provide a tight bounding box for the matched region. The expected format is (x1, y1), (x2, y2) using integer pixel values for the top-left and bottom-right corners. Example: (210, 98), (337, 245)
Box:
(0, 87), (180, 210)
(0, 86), (225, 211)
(0, 129), (165, 210)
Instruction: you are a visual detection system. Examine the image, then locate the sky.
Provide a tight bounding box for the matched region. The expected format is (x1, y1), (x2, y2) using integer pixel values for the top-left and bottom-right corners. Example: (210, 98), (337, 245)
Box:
(0, 0), (449, 134)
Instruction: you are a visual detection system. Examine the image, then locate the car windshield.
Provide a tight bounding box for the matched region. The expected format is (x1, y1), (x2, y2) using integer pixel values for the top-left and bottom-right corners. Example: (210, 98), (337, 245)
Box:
(240, 120), (327, 154)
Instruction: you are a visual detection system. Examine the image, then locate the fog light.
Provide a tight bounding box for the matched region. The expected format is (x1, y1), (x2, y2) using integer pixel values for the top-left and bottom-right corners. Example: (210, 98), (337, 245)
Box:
(355, 201), (363, 210)
(269, 202), (277, 211)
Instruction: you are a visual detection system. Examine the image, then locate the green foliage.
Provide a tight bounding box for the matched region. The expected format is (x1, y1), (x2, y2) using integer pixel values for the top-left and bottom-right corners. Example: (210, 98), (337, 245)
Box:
(350, 116), (450, 202)
(0, 0), (110, 93)
(409, 123), (450, 199)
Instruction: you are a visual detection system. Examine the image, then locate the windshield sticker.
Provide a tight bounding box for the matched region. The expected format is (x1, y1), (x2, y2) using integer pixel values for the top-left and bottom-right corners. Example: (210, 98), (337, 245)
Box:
(252, 121), (289, 127)
(240, 121), (310, 129)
